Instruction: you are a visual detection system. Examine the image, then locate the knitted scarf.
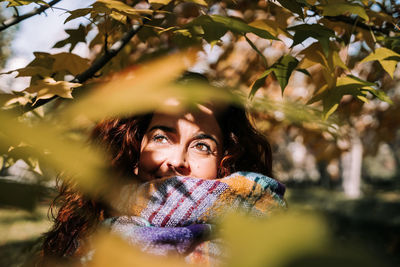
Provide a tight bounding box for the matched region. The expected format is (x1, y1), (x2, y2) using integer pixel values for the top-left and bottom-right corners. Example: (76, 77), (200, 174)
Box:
(104, 172), (286, 265)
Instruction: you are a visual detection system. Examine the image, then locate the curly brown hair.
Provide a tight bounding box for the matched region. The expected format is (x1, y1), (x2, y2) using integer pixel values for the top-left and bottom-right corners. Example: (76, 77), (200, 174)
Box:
(39, 104), (273, 263)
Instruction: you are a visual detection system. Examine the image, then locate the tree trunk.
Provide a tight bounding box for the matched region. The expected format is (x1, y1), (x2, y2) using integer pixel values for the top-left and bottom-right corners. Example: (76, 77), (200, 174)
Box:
(341, 132), (363, 198)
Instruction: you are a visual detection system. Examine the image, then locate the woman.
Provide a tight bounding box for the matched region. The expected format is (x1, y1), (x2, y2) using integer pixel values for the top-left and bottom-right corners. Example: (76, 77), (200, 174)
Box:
(40, 76), (286, 265)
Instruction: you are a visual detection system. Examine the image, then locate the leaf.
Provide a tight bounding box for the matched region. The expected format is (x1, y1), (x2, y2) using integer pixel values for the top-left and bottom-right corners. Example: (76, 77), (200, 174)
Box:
(185, 0), (207, 6)
(148, 0), (172, 4)
(361, 47), (400, 78)
(322, 3), (369, 21)
(24, 77), (80, 103)
(288, 24), (336, 56)
(249, 69), (273, 98)
(272, 55), (299, 93)
(62, 50), (236, 122)
(364, 88), (393, 105)
(277, 0), (304, 19)
(0, 112), (109, 194)
(53, 24), (87, 52)
(211, 15), (278, 40)
(50, 52), (91, 76)
(222, 212), (329, 267)
(64, 7), (92, 24)
(27, 52), (55, 69)
(250, 55), (299, 97)
(62, 50), (196, 121)
(3, 0), (47, 7)
(186, 15), (278, 43)
(64, 8), (92, 23)
(0, 66), (52, 78)
(249, 19), (291, 38)
(93, 0), (153, 19)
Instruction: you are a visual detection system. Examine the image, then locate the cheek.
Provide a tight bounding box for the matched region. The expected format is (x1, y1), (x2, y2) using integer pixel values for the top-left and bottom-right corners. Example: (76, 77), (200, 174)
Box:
(189, 157), (219, 180)
(138, 148), (166, 172)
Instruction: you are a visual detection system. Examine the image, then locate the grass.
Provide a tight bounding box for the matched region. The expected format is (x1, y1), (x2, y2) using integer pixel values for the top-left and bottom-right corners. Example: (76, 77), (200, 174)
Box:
(0, 204), (51, 267)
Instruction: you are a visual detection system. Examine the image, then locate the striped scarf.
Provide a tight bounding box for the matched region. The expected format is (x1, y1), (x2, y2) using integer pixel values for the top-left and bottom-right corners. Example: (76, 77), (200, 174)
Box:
(104, 172), (286, 265)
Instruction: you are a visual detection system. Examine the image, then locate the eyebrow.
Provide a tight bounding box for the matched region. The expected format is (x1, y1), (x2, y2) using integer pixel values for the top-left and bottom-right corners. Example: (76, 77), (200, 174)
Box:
(148, 125), (220, 146)
(148, 125), (177, 133)
(193, 133), (220, 146)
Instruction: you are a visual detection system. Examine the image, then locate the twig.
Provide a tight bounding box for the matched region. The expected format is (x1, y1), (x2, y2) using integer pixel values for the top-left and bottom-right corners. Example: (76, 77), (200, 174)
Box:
(16, 20), (150, 114)
(0, 0), (63, 32)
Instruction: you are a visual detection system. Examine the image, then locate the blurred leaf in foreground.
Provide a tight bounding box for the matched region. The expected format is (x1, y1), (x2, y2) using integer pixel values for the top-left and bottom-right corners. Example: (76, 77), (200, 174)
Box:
(62, 50), (237, 123)
(0, 112), (108, 195)
(89, 231), (189, 267)
(221, 212), (329, 267)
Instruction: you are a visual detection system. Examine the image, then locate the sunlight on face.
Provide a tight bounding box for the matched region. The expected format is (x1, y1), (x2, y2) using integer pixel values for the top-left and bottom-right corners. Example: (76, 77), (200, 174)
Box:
(136, 104), (223, 181)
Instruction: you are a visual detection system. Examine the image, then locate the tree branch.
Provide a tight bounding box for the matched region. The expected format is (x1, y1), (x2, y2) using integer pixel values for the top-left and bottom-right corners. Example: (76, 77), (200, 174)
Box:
(324, 15), (392, 35)
(15, 19), (150, 114)
(0, 0), (63, 32)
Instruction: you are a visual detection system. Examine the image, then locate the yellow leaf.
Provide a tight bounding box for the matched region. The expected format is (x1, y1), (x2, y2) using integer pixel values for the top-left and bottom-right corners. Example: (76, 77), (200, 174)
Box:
(361, 47), (400, 62)
(249, 19), (290, 37)
(0, 112), (109, 194)
(51, 52), (91, 76)
(322, 3), (369, 21)
(89, 232), (189, 267)
(94, 0), (153, 19)
(148, 0), (172, 4)
(332, 51), (348, 70)
(63, 50), (197, 121)
(185, 0), (208, 6)
(361, 47), (400, 78)
(24, 78), (80, 103)
(222, 212), (329, 267)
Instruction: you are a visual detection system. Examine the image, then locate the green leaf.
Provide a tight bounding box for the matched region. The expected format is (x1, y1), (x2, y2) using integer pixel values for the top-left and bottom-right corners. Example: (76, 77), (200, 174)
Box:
(288, 24), (336, 56)
(53, 24), (87, 52)
(249, 69), (273, 98)
(93, 0), (153, 19)
(272, 55), (299, 93)
(211, 15), (278, 40)
(186, 15), (278, 43)
(277, 0), (304, 19)
(322, 3), (369, 21)
(185, 0), (207, 5)
(250, 55), (299, 97)
(361, 47), (400, 78)
(363, 88), (393, 105)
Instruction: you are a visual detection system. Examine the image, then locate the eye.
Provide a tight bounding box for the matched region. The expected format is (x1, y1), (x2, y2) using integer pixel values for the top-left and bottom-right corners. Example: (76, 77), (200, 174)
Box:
(152, 134), (168, 144)
(193, 142), (212, 154)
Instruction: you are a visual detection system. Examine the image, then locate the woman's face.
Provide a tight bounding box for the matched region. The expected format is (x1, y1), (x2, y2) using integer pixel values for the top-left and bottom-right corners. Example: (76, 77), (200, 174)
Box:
(136, 104), (223, 181)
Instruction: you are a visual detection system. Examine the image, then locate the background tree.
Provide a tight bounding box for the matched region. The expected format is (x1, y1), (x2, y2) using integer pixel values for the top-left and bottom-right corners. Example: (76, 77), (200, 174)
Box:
(0, 0), (399, 266)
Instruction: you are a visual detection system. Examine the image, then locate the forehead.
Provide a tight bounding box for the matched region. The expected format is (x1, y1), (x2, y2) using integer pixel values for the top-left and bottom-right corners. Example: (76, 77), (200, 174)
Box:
(148, 104), (222, 136)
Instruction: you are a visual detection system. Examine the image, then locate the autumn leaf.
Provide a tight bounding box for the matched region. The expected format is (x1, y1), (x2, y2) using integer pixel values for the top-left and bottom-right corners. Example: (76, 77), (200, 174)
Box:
(277, 0), (304, 19)
(0, 112), (109, 194)
(322, 3), (369, 21)
(288, 24), (336, 56)
(360, 47), (400, 78)
(50, 52), (90, 76)
(186, 15), (277, 44)
(250, 55), (299, 97)
(93, 0), (153, 20)
(24, 77), (80, 103)
(64, 8), (92, 23)
(53, 24), (88, 52)
(3, 0), (47, 7)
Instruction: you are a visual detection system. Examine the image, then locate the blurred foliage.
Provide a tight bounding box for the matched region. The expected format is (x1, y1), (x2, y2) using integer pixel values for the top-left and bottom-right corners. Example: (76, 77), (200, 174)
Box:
(0, 0), (400, 266)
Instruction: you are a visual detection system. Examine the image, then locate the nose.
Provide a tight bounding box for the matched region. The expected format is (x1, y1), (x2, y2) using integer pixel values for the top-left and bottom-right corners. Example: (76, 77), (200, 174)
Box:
(167, 147), (190, 176)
